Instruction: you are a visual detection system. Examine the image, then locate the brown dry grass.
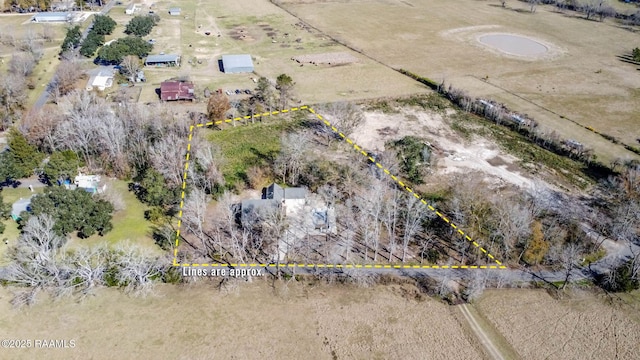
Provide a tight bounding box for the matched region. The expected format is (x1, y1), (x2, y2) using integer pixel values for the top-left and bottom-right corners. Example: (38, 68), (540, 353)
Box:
(475, 289), (640, 360)
(280, 0), (640, 164)
(0, 280), (484, 359)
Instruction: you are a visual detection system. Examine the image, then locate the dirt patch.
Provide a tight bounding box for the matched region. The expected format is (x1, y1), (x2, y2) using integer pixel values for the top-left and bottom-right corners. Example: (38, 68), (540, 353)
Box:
(229, 26), (255, 42)
(292, 52), (359, 65)
(351, 108), (534, 189)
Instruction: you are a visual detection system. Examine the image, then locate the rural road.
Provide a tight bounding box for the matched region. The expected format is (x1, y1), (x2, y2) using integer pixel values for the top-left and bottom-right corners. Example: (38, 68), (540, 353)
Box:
(459, 304), (505, 360)
(33, 0), (116, 109)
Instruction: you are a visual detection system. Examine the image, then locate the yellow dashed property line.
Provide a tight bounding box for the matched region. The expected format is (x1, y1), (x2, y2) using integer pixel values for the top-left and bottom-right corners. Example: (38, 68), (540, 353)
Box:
(174, 262), (507, 269)
(173, 106), (508, 270)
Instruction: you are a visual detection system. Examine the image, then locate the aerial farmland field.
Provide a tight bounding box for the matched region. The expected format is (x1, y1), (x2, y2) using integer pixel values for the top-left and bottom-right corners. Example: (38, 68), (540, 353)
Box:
(278, 0), (640, 164)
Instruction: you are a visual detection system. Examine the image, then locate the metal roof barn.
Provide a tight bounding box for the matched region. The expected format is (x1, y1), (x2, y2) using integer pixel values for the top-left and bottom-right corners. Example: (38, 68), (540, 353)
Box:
(221, 54), (254, 73)
(145, 54), (181, 67)
(160, 81), (195, 101)
(32, 12), (72, 23)
(169, 7), (181, 15)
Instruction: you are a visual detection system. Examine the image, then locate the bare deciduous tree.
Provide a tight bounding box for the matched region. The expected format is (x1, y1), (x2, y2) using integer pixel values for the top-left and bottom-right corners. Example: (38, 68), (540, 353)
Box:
(9, 52), (36, 77)
(50, 60), (83, 99)
(274, 131), (309, 186)
(120, 55), (141, 82)
(401, 194), (425, 263)
(182, 187), (209, 244)
(316, 102), (365, 145)
(111, 242), (168, 296)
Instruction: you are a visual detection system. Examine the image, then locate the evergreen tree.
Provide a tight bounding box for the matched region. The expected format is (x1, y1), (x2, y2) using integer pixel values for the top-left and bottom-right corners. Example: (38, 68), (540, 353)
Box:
(43, 150), (82, 185)
(60, 25), (82, 53)
(124, 15), (159, 37)
(0, 192), (10, 234)
(28, 187), (114, 238)
(134, 169), (179, 208)
(93, 15), (117, 36)
(7, 128), (44, 179)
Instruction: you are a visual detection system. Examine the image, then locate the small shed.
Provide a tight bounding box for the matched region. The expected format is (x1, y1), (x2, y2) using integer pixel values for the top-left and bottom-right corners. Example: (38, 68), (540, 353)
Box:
(125, 3), (140, 15)
(31, 12), (71, 23)
(168, 7), (181, 16)
(160, 81), (195, 101)
(221, 54), (254, 73)
(145, 54), (181, 67)
(11, 197), (33, 221)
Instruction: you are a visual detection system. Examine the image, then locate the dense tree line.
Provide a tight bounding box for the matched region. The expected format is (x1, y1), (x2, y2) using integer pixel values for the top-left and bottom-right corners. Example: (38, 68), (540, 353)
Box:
(80, 15), (117, 57)
(96, 36), (152, 64)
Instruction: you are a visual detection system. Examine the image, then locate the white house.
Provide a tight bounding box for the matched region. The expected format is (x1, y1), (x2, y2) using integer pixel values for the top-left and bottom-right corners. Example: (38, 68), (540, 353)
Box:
(86, 70), (114, 91)
(69, 174), (106, 194)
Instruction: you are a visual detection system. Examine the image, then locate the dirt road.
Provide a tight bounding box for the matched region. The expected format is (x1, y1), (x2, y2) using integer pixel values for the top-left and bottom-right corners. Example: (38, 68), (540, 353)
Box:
(459, 303), (506, 360)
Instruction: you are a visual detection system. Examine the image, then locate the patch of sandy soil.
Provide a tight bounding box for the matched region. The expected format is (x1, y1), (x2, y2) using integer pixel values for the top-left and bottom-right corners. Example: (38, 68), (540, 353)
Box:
(351, 109), (534, 189)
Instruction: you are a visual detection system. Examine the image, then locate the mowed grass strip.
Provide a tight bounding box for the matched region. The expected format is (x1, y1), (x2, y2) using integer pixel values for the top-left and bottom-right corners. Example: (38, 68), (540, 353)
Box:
(206, 116), (303, 188)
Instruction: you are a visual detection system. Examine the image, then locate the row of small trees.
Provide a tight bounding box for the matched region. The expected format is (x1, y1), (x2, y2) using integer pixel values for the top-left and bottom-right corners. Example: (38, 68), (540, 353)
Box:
(79, 15), (116, 57)
(0, 26), (50, 130)
(2, 214), (169, 307)
(510, 0), (618, 21)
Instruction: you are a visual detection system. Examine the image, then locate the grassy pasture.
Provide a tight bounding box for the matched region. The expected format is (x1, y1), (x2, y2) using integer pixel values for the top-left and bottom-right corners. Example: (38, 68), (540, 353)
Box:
(281, 0), (640, 164)
(476, 289), (640, 359)
(0, 281), (484, 359)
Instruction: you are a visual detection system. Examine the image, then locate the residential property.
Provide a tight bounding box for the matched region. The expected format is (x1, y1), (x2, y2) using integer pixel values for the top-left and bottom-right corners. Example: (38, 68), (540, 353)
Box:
(31, 12), (72, 23)
(221, 54), (254, 73)
(241, 183), (336, 262)
(145, 54), (181, 67)
(168, 7), (181, 16)
(65, 174), (106, 194)
(241, 183), (306, 219)
(160, 80), (195, 101)
(11, 197), (33, 221)
(125, 3), (140, 15)
(86, 69), (114, 91)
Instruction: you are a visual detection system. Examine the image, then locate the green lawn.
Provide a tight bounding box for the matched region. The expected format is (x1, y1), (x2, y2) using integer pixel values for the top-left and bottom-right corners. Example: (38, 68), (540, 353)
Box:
(206, 116), (303, 189)
(66, 180), (160, 253)
(0, 185), (45, 264)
